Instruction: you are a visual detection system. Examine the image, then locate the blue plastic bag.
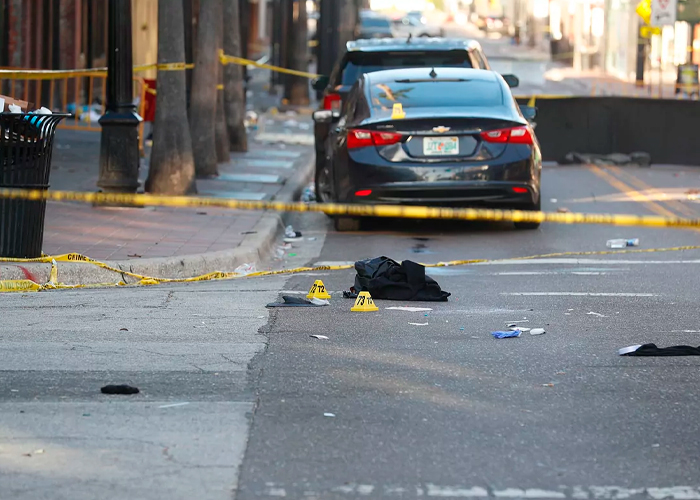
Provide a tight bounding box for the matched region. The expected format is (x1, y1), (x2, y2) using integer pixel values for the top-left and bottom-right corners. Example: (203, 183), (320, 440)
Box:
(492, 329), (521, 339)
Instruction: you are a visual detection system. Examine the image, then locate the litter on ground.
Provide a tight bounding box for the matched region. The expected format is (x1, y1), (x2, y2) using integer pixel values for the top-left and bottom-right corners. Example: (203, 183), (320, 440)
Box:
(386, 307), (433, 312)
(492, 329), (522, 339)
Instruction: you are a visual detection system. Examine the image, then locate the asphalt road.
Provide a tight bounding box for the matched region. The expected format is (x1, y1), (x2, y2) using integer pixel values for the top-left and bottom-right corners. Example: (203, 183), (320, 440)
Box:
(235, 163), (700, 499)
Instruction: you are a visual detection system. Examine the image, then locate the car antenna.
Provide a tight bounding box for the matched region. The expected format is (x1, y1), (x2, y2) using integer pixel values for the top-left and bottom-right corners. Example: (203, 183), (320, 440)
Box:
(406, 33), (412, 44)
(429, 68), (437, 78)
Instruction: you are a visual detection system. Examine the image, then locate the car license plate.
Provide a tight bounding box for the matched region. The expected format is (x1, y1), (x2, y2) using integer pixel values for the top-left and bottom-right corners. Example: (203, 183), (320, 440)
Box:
(423, 137), (459, 156)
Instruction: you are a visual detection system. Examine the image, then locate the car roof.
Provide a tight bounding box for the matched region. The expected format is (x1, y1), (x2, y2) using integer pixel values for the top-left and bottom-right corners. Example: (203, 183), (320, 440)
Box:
(360, 10), (389, 18)
(346, 37), (483, 53)
(363, 67), (500, 85)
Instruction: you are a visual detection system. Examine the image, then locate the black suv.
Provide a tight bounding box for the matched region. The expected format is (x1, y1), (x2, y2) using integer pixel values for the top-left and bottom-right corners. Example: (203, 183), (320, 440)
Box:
(311, 38), (495, 202)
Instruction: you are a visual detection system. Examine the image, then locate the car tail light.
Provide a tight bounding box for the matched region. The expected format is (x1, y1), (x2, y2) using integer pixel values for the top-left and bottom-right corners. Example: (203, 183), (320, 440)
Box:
(355, 189), (372, 197)
(512, 187), (529, 194)
(480, 126), (534, 145)
(323, 93), (341, 112)
(347, 129), (403, 149)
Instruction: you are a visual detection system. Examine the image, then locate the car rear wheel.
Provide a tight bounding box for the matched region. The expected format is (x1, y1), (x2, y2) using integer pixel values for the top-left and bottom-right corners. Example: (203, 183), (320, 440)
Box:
(334, 217), (362, 232)
(315, 163), (334, 219)
(514, 198), (541, 230)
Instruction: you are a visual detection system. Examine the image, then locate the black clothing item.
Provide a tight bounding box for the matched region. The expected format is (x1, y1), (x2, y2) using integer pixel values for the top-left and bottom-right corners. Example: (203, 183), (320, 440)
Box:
(101, 385), (140, 395)
(354, 257), (450, 302)
(622, 343), (700, 356)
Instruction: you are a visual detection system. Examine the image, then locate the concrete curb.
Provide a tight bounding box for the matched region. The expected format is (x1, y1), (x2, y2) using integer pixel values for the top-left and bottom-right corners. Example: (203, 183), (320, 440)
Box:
(0, 151), (315, 287)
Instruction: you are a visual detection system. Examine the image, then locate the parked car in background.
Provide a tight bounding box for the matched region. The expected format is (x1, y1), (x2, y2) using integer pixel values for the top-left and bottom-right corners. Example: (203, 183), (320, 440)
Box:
(311, 38), (499, 202)
(391, 13), (444, 38)
(474, 14), (512, 35)
(356, 10), (394, 39)
(314, 67), (540, 232)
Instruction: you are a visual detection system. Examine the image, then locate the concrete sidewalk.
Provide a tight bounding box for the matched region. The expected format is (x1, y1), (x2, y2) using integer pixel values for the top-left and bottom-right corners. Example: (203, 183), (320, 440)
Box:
(0, 109), (316, 286)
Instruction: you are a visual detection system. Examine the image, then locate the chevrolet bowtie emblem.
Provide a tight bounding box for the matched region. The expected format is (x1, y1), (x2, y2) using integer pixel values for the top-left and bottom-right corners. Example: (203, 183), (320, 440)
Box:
(432, 126), (451, 133)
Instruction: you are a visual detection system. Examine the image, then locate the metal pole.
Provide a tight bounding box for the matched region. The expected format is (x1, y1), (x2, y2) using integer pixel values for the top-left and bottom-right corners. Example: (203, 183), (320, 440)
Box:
(635, 32), (646, 88)
(97, 0), (140, 194)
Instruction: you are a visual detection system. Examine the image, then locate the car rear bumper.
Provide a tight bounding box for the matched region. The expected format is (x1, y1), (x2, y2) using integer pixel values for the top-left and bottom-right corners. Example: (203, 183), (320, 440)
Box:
(335, 152), (541, 207)
(348, 181), (538, 207)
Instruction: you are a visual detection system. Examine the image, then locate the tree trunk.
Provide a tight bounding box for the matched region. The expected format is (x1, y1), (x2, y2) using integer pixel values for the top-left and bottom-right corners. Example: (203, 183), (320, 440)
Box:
(223, 0), (248, 152)
(215, 0), (230, 163)
(189, 0), (220, 177)
(285, 0), (309, 106)
(146, 0), (197, 195)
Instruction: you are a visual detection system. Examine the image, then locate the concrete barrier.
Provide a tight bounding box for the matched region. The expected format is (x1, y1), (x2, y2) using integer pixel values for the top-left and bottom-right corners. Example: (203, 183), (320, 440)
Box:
(516, 97), (700, 165)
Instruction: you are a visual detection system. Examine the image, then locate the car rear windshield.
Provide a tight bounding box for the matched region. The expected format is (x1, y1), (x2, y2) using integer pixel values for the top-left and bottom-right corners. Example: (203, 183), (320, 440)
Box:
(341, 51), (473, 86)
(369, 79), (503, 110)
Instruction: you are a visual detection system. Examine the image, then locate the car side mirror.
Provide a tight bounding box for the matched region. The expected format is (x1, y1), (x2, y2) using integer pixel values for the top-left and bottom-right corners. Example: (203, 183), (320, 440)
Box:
(311, 75), (330, 91)
(502, 74), (520, 88)
(519, 105), (537, 122)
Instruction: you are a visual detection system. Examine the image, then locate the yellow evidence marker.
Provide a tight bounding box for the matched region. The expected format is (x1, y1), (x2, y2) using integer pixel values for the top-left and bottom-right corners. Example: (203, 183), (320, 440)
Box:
(307, 280), (332, 300)
(391, 103), (406, 119)
(351, 291), (379, 312)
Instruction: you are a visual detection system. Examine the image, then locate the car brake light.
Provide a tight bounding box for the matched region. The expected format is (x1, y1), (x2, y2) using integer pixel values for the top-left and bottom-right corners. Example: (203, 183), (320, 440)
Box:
(512, 187), (529, 193)
(347, 129), (403, 149)
(355, 189), (372, 197)
(480, 126), (533, 145)
(323, 93), (341, 112)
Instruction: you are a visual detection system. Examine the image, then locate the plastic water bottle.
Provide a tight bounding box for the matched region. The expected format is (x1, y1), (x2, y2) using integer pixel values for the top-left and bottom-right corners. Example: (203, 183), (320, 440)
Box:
(606, 238), (640, 249)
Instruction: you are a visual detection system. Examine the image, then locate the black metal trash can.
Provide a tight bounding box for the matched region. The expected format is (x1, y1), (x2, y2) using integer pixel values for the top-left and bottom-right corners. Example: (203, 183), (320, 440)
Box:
(0, 113), (69, 258)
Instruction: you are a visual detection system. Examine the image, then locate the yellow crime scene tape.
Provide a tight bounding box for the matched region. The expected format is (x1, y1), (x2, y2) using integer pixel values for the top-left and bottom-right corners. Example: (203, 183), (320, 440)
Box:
(219, 51), (319, 79)
(0, 51), (315, 83)
(0, 63), (193, 80)
(1, 188), (700, 229)
(2, 245), (700, 294)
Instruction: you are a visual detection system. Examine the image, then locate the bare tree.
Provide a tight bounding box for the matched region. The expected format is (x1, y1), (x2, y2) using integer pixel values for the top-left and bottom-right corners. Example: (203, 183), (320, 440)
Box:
(189, 0), (220, 177)
(146, 0), (197, 195)
(215, 0), (231, 162)
(285, 0), (309, 105)
(223, 0), (248, 152)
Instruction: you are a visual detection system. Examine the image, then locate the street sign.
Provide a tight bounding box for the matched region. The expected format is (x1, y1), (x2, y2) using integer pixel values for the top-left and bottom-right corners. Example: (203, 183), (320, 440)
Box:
(636, 0), (652, 24)
(651, 0), (677, 26)
(640, 25), (662, 37)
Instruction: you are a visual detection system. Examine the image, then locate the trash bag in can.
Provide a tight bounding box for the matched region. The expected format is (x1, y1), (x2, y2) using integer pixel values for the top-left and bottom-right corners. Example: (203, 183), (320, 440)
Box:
(0, 113), (69, 258)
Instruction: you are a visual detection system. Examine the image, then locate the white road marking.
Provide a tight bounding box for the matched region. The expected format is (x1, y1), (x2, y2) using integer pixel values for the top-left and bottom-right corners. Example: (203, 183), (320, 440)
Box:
(386, 307), (433, 312)
(494, 489), (566, 499)
(502, 292), (658, 297)
(426, 485), (488, 497)
(587, 311), (607, 317)
(271, 484), (700, 499)
(331, 484), (375, 495)
(647, 487), (700, 499)
(589, 487), (645, 499)
(264, 483), (287, 497)
(494, 271), (607, 276)
(158, 402), (190, 409)
(357, 485), (375, 495)
(475, 258), (700, 266)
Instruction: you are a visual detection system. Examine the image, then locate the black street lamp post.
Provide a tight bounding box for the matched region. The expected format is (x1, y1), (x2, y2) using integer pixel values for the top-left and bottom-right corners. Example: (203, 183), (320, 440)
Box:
(97, 0), (140, 193)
